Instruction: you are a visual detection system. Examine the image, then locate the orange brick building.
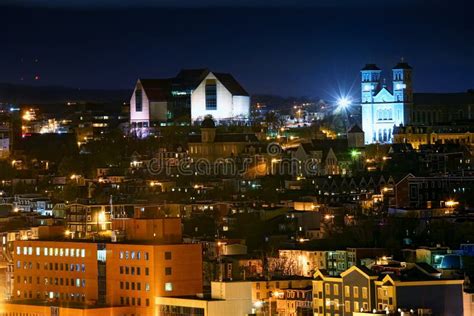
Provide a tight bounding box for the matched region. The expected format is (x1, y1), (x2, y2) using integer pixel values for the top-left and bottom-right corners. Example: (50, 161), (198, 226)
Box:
(11, 240), (203, 316)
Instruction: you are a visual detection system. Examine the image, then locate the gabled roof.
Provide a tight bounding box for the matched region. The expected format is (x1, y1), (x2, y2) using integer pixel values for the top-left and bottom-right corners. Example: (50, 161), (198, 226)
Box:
(136, 68), (249, 99)
(138, 78), (172, 102)
(340, 265), (378, 279)
(348, 124), (363, 133)
(174, 68), (210, 90)
(213, 73), (249, 96)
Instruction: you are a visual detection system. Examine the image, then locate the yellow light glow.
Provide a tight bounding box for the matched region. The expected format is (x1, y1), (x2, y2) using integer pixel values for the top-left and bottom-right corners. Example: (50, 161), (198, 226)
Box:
(445, 200), (459, 208)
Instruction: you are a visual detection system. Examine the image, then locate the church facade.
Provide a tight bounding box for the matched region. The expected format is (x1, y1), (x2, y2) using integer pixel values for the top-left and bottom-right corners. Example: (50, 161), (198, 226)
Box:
(360, 61), (413, 144)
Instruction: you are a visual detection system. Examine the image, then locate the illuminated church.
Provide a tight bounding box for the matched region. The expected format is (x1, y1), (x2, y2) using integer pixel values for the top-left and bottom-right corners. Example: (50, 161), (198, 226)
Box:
(360, 61), (413, 144)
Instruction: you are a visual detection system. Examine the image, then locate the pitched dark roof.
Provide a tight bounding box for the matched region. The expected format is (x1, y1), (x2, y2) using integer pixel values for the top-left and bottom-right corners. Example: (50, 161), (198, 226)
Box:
(393, 62), (413, 70)
(138, 79), (172, 102)
(174, 68), (210, 90)
(214, 73), (249, 96)
(413, 91), (474, 106)
(361, 64), (380, 71)
(348, 124), (363, 133)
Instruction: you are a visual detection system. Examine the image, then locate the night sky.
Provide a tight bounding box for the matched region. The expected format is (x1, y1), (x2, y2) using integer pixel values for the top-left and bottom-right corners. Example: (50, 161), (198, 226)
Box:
(0, 0), (472, 98)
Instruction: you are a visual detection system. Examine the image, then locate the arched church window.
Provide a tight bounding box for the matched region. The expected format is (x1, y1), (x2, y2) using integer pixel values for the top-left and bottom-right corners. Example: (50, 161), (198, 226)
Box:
(383, 129), (388, 142)
(378, 130), (383, 142)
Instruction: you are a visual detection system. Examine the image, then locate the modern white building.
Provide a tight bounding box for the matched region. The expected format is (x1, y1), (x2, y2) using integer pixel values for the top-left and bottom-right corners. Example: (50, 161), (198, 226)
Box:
(360, 61), (413, 144)
(130, 69), (250, 137)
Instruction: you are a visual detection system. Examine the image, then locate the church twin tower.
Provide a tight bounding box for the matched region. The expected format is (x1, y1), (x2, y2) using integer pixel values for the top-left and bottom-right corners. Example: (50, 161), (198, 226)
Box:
(360, 61), (413, 144)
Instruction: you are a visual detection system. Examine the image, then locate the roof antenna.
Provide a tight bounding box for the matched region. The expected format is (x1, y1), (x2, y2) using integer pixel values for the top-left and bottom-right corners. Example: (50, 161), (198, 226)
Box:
(401, 56), (405, 63)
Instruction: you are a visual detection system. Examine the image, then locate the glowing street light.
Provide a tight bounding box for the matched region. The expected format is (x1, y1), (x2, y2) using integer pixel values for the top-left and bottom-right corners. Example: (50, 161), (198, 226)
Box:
(337, 97), (351, 108)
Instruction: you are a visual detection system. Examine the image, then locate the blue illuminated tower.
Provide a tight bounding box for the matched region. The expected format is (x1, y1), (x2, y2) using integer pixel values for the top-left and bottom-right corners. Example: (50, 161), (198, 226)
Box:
(361, 64), (381, 103)
(360, 64), (381, 144)
(392, 61), (413, 123)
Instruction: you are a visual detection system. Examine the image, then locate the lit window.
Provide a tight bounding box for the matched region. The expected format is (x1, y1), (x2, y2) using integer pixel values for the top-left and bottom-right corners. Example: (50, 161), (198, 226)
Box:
(353, 286), (359, 298)
(59, 248), (64, 257)
(76, 279), (81, 287)
(145, 283), (150, 291)
(65, 248), (69, 256)
(44, 248), (48, 256)
(35, 247), (40, 256)
(131, 251), (135, 259)
(135, 89), (143, 112)
(362, 287), (368, 299)
(16, 247), (21, 255)
(119, 251), (124, 259)
(345, 286), (350, 297)
(54, 248), (58, 256)
(81, 249), (85, 258)
(165, 282), (173, 292)
(28, 247), (32, 255)
(205, 80), (217, 110)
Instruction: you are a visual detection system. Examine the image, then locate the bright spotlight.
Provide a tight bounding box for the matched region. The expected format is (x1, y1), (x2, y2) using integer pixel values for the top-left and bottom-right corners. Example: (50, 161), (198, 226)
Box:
(337, 97), (351, 108)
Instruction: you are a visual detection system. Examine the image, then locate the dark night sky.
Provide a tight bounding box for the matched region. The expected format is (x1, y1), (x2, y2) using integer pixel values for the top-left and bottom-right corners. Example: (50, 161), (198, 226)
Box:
(0, 0), (472, 98)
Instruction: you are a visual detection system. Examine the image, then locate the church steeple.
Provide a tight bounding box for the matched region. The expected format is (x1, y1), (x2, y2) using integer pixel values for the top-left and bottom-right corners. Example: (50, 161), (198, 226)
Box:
(392, 59), (413, 103)
(360, 64), (381, 103)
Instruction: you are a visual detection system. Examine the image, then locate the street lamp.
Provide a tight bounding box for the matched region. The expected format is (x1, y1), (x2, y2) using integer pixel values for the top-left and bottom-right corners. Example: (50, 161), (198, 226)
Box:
(337, 97), (351, 109)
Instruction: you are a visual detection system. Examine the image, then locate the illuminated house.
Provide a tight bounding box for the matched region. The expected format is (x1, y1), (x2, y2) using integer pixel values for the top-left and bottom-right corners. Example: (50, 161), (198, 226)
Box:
(313, 264), (464, 316)
(361, 62), (413, 144)
(130, 69), (250, 137)
(188, 117), (258, 162)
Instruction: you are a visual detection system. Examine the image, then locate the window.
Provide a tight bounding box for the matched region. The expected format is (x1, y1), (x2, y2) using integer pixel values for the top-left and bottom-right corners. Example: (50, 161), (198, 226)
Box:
(165, 267), (172, 275)
(165, 282), (173, 291)
(353, 286), (359, 298)
(344, 301), (351, 313)
(362, 287), (368, 299)
(333, 284), (339, 296)
(344, 286), (350, 297)
(205, 80), (217, 110)
(325, 283), (331, 295)
(135, 89), (143, 112)
(354, 301), (359, 312)
(165, 251), (172, 260)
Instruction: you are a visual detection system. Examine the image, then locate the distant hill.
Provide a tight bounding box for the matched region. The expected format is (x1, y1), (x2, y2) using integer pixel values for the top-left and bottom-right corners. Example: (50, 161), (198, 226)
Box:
(0, 83), (131, 105)
(0, 82), (321, 114)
